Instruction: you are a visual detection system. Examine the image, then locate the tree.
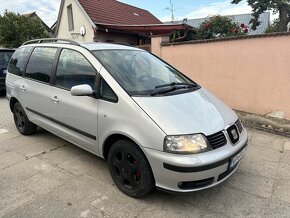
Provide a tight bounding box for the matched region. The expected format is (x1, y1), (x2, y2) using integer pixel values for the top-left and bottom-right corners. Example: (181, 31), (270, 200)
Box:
(265, 18), (280, 32)
(196, 15), (248, 40)
(232, 0), (290, 32)
(0, 11), (50, 48)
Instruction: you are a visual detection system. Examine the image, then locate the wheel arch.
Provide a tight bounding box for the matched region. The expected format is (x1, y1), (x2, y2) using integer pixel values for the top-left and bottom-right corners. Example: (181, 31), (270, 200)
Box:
(102, 133), (148, 160)
(9, 97), (19, 112)
(102, 133), (138, 160)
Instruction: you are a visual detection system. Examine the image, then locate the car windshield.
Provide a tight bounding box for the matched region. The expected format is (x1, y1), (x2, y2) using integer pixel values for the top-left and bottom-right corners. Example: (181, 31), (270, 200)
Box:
(0, 51), (14, 69)
(92, 50), (198, 96)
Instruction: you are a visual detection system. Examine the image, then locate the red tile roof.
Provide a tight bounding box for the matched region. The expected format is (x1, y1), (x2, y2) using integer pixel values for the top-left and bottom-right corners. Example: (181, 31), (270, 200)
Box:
(78, 0), (162, 25)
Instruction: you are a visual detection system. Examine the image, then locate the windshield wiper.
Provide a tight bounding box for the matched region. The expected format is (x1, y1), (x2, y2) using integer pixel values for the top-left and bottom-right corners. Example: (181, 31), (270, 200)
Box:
(155, 82), (197, 89)
(151, 83), (197, 96)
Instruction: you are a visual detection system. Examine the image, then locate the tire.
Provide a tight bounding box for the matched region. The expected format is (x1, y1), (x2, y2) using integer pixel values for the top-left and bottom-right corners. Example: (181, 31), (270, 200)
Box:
(13, 102), (37, 135)
(107, 139), (155, 198)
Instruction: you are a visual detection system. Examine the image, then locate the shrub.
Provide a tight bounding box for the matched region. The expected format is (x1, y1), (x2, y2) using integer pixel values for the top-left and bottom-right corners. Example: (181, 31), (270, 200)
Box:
(196, 15), (248, 40)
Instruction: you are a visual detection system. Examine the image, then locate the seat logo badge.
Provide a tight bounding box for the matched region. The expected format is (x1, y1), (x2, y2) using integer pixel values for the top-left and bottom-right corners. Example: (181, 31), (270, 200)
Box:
(231, 129), (238, 140)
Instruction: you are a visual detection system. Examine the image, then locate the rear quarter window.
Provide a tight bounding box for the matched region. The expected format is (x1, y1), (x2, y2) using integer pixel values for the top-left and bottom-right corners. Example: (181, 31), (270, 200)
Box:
(8, 47), (32, 76)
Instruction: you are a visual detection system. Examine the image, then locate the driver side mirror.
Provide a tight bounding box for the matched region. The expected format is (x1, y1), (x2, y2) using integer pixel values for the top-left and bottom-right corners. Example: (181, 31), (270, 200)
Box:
(71, 84), (93, 96)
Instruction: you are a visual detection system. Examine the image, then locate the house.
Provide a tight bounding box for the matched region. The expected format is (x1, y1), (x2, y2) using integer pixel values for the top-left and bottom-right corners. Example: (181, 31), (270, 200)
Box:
(169, 12), (271, 35)
(24, 12), (54, 36)
(54, 0), (191, 46)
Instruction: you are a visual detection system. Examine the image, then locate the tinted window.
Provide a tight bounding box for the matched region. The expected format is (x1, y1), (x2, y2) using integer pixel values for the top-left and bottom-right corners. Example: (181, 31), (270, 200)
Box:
(8, 47), (32, 76)
(55, 49), (96, 90)
(0, 51), (14, 69)
(100, 78), (118, 102)
(25, 47), (57, 83)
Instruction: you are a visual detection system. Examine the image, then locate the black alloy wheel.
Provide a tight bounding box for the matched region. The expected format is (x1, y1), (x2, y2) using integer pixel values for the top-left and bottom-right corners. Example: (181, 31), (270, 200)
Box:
(13, 102), (37, 135)
(108, 140), (155, 198)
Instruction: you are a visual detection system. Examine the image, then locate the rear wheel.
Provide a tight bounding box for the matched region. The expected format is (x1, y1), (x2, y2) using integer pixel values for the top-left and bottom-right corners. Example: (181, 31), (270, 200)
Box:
(107, 140), (155, 198)
(13, 102), (37, 135)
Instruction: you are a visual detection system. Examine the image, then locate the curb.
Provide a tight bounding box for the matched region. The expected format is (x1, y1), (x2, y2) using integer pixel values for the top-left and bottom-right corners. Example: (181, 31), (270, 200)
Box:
(235, 110), (290, 138)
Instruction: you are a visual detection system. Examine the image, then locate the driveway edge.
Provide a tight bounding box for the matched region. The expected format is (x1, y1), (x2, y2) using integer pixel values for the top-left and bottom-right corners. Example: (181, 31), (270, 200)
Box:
(236, 110), (290, 138)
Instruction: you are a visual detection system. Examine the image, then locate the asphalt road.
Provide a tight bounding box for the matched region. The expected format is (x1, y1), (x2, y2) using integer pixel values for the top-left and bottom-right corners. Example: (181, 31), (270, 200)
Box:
(0, 94), (290, 218)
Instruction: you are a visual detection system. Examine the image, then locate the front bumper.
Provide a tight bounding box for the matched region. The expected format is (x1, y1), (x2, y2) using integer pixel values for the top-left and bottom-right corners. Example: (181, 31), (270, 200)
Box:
(144, 128), (248, 193)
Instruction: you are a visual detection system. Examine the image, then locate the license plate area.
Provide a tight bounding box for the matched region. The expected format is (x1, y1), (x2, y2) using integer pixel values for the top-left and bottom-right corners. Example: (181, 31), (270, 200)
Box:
(229, 147), (247, 169)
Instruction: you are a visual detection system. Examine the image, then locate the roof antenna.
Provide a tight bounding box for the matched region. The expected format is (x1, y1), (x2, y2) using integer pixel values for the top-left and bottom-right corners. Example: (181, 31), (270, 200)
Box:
(165, 0), (176, 22)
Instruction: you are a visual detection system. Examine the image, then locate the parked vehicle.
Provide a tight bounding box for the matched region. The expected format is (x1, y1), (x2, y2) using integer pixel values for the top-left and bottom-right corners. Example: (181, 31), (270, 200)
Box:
(0, 49), (15, 92)
(6, 39), (248, 197)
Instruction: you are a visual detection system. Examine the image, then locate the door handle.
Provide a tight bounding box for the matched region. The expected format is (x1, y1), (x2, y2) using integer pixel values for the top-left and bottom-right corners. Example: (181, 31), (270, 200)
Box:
(20, 85), (26, 91)
(50, 96), (59, 103)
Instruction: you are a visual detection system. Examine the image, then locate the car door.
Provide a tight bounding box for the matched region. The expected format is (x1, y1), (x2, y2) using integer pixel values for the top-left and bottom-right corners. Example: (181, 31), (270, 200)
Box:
(50, 48), (99, 154)
(20, 46), (58, 127)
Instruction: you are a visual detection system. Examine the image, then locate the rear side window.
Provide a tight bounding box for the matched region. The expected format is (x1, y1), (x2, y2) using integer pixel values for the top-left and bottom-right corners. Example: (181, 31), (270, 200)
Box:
(55, 49), (96, 90)
(25, 47), (57, 83)
(8, 47), (32, 76)
(0, 51), (14, 69)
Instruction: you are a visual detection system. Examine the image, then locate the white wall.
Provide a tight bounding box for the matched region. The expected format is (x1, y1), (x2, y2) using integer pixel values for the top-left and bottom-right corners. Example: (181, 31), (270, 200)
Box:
(56, 0), (95, 42)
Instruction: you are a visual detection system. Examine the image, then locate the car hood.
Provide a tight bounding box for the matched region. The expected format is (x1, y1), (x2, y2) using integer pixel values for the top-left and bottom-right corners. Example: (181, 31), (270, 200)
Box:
(132, 88), (238, 136)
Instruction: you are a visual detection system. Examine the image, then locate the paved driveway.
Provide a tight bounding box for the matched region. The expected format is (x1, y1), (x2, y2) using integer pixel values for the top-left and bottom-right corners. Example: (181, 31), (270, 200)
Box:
(0, 94), (290, 218)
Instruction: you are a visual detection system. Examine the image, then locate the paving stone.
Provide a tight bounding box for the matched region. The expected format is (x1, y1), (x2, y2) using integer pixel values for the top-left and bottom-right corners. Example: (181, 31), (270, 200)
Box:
(21, 166), (75, 195)
(201, 210), (231, 218)
(224, 169), (274, 198)
(0, 147), (6, 154)
(27, 129), (68, 146)
(245, 144), (282, 163)
(90, 187), (149, 218)
(3, 175), (113, 217)
(208, 185), (269, 217)
(284, 140), (290, 151)
(46, 174), (113, 208)
(173, 187), (217, 209)
(0, 151), (26, 169)
(3, 194), (111, 218)
(0, 131), (20, 143)
(0, 183), (37, 217)
(0, 136), (42, 151)
(239, 158), (279, 179)
(138, 196), (203, 218)
(0, 157), (53, 186)
(273, 178), (290, 204)
(59, 153), (104, 176)
(39, 143), (88, 165)
(250, 130), (286, 151)
(86, 164), (114, 187)
(262, 197), (290, 218)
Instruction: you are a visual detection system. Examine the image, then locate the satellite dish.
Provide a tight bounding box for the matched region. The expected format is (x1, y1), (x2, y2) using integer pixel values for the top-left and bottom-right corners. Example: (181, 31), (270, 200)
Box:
(80, 26), (86, 36)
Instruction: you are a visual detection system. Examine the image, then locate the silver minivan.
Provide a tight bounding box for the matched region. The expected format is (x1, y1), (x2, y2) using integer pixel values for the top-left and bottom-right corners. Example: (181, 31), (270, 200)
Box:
(6, 39), (248, 197)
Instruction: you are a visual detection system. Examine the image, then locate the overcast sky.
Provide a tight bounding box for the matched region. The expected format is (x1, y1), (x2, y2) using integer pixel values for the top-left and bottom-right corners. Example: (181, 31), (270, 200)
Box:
(0, 0), (259, 27)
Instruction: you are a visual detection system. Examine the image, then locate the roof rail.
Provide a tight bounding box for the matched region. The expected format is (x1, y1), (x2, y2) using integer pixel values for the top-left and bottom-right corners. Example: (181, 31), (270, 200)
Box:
(22, 38), (81, 46)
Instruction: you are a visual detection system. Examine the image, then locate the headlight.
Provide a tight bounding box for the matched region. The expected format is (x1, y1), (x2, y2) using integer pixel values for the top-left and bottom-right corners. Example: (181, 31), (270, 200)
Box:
(164, 134), (211, 154)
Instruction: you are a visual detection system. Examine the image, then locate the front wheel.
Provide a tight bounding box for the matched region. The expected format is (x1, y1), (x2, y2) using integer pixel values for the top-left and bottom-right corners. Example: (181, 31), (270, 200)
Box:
(13, 102), (37, 135)
(107, 140), (155, 198)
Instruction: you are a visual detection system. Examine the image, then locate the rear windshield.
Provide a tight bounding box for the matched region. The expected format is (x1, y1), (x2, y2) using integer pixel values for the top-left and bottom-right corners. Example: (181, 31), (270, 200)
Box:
(0, 51), (14, 69)
(93, 50), (198, 96)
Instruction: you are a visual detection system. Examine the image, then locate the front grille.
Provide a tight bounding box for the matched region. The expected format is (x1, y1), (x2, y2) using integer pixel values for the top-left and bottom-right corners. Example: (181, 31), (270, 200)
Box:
(235, 119), (243, 133)
(206, 131), (227, 149)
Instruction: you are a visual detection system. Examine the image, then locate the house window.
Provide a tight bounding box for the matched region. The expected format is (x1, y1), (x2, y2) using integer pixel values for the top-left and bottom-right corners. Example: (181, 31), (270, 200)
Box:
(67, 4), (74, 31)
